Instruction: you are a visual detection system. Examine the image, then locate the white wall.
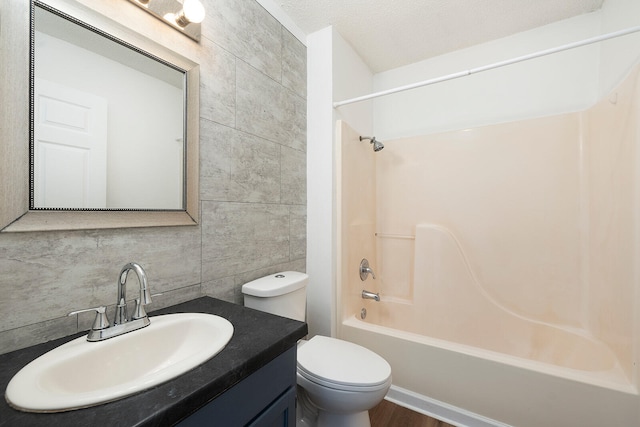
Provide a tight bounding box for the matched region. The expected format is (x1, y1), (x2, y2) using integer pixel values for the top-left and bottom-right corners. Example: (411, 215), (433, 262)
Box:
(332, 29), (374, 136)
(332, 30), (374, 337)
(372, 12), (602, 139)
(307, 27), (373, 337)
(372, 4), (640, 140)
(307, 27), (335, 338)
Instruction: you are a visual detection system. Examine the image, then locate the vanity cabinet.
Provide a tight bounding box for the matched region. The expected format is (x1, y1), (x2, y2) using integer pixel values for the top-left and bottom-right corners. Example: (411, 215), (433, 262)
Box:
(178, 347), (297, 426)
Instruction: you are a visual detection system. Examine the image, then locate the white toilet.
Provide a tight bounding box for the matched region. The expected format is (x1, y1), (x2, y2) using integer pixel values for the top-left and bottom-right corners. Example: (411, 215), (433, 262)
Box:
(242, 271), (391, 427)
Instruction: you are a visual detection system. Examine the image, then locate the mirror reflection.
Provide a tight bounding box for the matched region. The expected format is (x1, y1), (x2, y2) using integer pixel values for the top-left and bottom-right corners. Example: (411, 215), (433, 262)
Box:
(33, 4), (186, 210)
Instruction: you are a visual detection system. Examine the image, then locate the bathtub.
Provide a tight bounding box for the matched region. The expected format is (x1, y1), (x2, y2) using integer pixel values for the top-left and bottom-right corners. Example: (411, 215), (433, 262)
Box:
(341, 313), (637, 427)
(338, 225), (638, 426)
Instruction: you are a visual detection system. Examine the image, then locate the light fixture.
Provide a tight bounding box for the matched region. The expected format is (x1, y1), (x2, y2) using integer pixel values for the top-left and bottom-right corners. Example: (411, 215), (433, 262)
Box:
(174, 0), (206, 27)
(127, 0), (206, 42)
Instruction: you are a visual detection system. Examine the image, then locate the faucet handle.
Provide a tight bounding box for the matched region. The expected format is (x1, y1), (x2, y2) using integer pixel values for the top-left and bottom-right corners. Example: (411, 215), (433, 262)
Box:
(359, 259), (377, 281)
(132, 300), (147, 321)
(68, 306), (110, 330)
(132, 293), (162, 320)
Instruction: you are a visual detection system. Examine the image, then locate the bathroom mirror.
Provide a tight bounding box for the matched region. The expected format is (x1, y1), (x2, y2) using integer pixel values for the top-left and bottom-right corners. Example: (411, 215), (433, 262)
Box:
(0, 0), (199, 231)
(33, 4), (186, 211)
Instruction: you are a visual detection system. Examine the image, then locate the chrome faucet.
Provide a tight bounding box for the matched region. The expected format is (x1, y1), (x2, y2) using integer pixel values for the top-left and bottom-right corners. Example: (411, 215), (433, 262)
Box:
(362, 290), (380, 302)
(115, 262), (152, 325)
(69, 262), (154, 342)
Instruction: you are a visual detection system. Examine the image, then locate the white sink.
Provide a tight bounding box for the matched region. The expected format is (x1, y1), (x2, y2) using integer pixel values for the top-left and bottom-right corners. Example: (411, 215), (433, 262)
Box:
(5, 313), (233, 412)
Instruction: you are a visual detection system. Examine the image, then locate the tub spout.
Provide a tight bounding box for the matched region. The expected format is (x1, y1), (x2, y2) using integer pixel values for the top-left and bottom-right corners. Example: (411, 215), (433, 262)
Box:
(362, 290), (380, 302)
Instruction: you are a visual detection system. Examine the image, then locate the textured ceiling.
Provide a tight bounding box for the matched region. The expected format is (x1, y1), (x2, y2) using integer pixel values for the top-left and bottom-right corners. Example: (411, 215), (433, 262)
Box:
(278, 0), (605, 73)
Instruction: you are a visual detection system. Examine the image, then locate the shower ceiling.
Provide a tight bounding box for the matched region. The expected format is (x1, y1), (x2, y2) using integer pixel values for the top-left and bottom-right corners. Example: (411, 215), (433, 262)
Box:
(278, 0), (605, 73)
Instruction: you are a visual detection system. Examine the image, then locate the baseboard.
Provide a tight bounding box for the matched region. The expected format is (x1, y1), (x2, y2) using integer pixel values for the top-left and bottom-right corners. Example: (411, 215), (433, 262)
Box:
(385, 385), (512, 427)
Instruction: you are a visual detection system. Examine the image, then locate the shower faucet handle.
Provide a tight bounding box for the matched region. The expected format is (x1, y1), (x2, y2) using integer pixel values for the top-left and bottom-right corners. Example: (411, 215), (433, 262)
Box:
(359, 259), (377, 281)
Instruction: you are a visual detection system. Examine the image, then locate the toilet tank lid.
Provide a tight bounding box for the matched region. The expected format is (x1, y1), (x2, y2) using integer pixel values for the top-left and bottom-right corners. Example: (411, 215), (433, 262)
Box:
(242, 271), (308, 297)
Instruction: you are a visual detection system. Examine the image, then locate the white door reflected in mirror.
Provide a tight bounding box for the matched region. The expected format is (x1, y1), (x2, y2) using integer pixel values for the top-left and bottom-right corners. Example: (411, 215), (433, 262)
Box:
(34, 79), (108, 209)
(33, 4), (185, 211)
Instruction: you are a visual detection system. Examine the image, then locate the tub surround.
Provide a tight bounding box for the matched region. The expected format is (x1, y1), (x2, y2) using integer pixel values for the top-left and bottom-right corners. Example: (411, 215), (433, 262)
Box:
(369, 63), (640, 377)
(337, 61), (640, 426)
(0, 297), (307, 426)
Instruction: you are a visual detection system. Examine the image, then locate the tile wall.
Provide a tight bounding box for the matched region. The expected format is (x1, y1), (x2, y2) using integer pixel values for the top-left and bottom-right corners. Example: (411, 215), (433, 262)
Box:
(0, 0), (307, 355)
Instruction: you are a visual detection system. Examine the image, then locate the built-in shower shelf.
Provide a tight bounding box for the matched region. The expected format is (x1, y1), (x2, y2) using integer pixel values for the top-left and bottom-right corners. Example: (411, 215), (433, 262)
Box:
(375, 232), (415, 240)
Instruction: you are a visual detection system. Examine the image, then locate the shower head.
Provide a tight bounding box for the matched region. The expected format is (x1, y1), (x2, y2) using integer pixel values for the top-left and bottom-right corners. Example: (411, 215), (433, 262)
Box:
(359, 136), (384, 152)
(373, 139), (384, 152)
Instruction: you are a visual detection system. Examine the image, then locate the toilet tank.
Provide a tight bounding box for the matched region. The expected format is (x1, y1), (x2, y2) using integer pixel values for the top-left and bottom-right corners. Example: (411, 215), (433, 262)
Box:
(242, 271), (308, 322)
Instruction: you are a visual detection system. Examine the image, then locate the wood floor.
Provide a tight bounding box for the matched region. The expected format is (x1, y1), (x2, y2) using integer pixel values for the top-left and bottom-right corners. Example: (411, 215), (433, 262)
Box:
(370, 399), (456, 427)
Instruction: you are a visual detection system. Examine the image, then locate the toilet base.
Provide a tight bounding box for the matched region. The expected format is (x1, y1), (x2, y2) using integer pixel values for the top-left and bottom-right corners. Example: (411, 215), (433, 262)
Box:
(317, 410), (370, 427)
(296, 386), (371, 427)
(296, 386), (318, 426)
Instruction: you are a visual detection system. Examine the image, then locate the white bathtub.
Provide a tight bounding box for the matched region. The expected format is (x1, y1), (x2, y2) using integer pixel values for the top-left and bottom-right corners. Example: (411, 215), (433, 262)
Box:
(341, 313), (637, 427)
(339, 225), (638, 426)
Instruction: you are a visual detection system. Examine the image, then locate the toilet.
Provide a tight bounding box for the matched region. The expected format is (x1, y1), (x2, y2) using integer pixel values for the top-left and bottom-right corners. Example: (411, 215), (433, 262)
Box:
(242, 271), (391, 427)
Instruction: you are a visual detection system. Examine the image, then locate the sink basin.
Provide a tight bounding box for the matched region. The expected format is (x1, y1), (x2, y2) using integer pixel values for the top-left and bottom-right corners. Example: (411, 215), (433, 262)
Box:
(5, 313), (233, 412)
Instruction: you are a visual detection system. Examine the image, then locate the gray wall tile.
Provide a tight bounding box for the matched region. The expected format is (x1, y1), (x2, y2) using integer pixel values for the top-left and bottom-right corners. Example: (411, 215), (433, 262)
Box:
(236, 60), (306, 151)
(198, 39), (236, 128)
(290, 205), (307, 260)
(202, 276), (236, 303)
(281, 145), (306, 205)
(202, 0), (282, 81)
(0, 227), (201, 332)
(202, 201), (291, 281)
(201, 119), (281, 203)
(282, 28), (307, 99)
(0, 316), (77, 356)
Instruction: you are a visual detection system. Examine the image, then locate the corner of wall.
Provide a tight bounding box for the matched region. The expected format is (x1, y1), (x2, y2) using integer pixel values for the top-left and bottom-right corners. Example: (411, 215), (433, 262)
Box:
(307, 26), (375, 338)
(307, 26), (336, 338)
(598, 0), (640, 98)
(332, 29), (374, 135)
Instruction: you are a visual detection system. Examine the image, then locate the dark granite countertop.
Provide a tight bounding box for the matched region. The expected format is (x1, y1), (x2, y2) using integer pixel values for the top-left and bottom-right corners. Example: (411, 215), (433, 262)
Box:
(0, 297), (307, 426)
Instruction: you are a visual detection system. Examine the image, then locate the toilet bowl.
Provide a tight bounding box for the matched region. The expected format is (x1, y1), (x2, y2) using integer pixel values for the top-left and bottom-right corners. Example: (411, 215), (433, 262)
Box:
(242, 272), (392, 427)
(296, 336), (391, 427)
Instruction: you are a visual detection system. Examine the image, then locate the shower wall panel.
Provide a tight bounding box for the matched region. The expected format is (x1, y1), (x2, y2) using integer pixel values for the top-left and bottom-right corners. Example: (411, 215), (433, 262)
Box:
(376, 114), (585, 329)
(367, 64), (640, 376)
(337, 122), (377, 321)
(586, 65), (640, 379)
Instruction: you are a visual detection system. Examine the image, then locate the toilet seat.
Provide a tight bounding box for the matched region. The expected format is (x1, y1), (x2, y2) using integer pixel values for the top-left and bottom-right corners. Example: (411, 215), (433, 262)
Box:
(297, 336), (391, 392)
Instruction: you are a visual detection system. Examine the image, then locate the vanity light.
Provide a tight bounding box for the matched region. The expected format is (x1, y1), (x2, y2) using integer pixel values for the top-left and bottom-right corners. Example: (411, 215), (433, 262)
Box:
(174, 0), (206, 27)
(127, 0), (205, 42)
